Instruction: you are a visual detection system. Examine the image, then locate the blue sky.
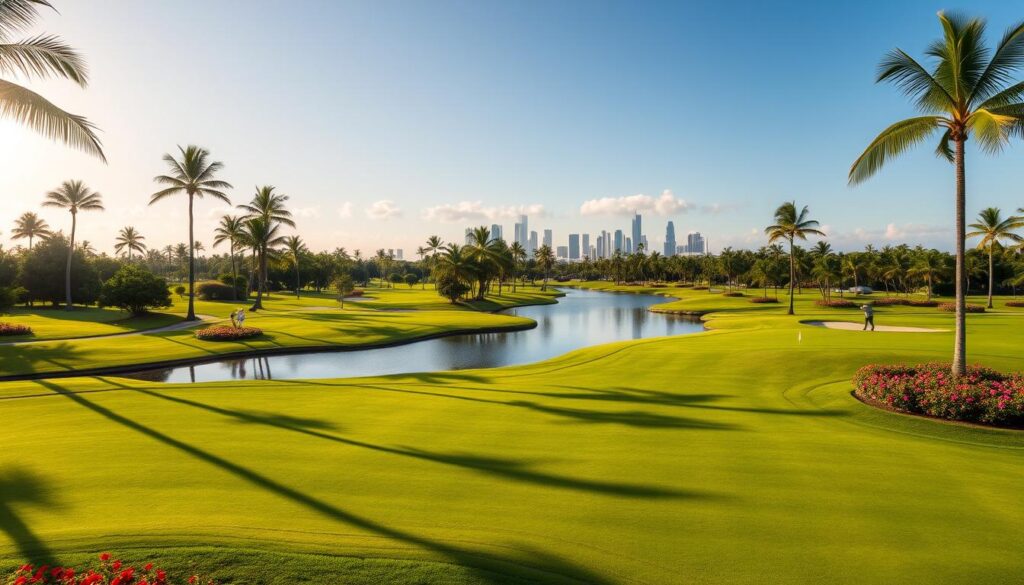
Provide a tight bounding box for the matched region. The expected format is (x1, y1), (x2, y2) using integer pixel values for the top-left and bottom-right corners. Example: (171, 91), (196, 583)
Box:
(2, 0), (1024, 256)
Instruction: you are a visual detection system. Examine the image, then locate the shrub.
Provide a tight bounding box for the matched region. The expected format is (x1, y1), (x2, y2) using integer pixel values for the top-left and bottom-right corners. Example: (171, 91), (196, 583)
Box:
(692, 286), (709, 291)
(333, 274), (355, 307)
(0, 286), (23, 313)
(404, 273), (420, 288)
(938, 302), (985, 313)
(1006, 301), (1024, 308)
(98, 266), (173, 315)
(907, 299), (939, 307)
(853, 363), (1024, 426)
(195, 282), (237, 301)
(435, 273), (471, 303)
(0, 322), (32, 336)
(675, 282), (693, 288)
(173, 285), (186, 298)
(6, 552), (215, 584)
(749, 296), (779, 304)
(872, 297), (909, 306)
(348, 288), (365, 297)
(721, 291), (744, 297)
(195, 326), (263, 341)
(19, 235), (100, 307)
(815, 299), (857, 308)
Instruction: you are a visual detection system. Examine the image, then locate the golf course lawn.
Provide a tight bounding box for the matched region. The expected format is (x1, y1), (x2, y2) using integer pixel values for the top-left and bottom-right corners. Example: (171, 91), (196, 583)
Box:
(1, 285), (1022, 583)
(0, 306), (183, 342)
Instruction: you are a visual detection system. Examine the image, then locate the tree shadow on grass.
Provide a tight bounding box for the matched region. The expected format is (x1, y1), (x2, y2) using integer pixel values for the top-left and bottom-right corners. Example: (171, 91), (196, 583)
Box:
(122, 384), (698, 500)
(35, 380), (615, 584)
(0, 467), (60, 566)
(0, 342), (84, 378)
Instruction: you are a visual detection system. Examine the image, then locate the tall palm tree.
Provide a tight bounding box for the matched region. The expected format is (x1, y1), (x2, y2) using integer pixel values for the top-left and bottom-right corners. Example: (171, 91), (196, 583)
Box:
(238, 186), (293, 308)
(113, 226), (145, 261)
(509, 241), (526, 292)
(11, 211), (50, 249)
(908, 249), (952, 301)
(765, 201), (825, 315)
(213, 215), (245, 300)
(534, 244), (555, 291)
(42, 180), (103, 310)
(242, 216), (285, 310)
(849, 12), (1024, 374)
(0, 0), (105, 161)
(967, 207), (1023, 307)
(150, 145), (232, 321)
(282, 235), (307, 298)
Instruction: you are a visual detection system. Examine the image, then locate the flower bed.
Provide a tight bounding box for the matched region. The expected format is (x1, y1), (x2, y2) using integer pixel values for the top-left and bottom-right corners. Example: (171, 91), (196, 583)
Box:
(908, 299), (939, 307)
(0, 322), (32, 336)
(692, 286), (709, 291)
(7, 552), (214, 585)
(749, 296), (779, 304)
(721, 291), (744, 297)
(194, 326), (263, 341)
(1006, 301), (1024, 308)
(937, 302), (985, 313)
(815, 299), (857, 308)
(853, 363), (1024, 426)
(349, 288), (365, 297)
(872, 297), (908, 306)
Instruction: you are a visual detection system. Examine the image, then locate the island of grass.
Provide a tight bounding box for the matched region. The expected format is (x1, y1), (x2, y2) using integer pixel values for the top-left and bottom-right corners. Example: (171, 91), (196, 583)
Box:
(1, 283), (1023, 583)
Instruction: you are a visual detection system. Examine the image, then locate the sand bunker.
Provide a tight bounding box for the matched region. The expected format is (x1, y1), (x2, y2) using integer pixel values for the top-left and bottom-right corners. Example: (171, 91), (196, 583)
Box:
(803, 320), (946, 333)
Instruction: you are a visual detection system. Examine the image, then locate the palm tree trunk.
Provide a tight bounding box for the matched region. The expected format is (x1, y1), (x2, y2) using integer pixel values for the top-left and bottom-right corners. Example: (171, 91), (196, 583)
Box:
(294, 260), (300, 299)
(787, 239), (795, 315)
(230, 242), (238, 301)
(987, 246), (994, 309)
(952, 138), (967, 376)
(64, 212), (76, 310)
(186, 194), (197, 321)
(251, 249), (265, 311)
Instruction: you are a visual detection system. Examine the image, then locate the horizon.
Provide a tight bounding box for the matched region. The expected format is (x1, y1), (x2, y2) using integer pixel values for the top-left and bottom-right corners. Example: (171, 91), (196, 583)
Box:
(3, 0), (1024, 256)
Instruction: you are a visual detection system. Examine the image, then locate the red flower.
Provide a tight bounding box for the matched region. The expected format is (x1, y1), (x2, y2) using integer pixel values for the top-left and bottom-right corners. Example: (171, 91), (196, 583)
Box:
(100, 553), (111, 561)
(144, 563), (153, 571)
(189, 576), (198, 584)
(14, 577), (27, 585)
(112, 560), (122, 570)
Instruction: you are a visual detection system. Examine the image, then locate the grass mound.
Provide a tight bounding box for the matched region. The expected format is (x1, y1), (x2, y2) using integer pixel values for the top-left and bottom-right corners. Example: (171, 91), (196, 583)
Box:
(195, 326), (263, 341)
(854, 363), (1024, 426)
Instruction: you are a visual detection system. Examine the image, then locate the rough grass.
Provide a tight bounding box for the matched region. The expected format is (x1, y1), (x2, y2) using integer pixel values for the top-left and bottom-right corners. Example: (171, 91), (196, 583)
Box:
(0, 283), (1023, 583)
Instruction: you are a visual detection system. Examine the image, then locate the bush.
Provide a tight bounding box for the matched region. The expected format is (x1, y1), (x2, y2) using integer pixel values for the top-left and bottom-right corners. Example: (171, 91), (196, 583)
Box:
(815, 299), (857, 308)
(18, 235), (100, 307)
(0, 322), (32, 336)
(98, 266), (173, 315)
(435, 273), (471, 303)
(692, 286), (709, 291)
(404, 273), (420, 288)
(872, 297), (909, 306)
(195, 325), (263, 341)
(0, 286), (23, 313)
(938, 302), (985, 313)
(196, 282), (237, 301)
(853, 363), (1024, 426)
(173, 285), (186, 298)
(348, 288), (365, 297)
(749, 296), (779, 304)
(218, 273), (248, 299)
(908, 299), (939, 307)
(7, 551), (215, 584)
(721, 291), (744, 297)
(1005, 301), (1024, 308)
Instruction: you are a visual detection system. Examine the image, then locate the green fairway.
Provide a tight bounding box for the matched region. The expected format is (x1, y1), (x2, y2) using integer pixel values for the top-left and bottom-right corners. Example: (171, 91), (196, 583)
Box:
(0, 306), (183, 342)
(1, 285), (1023, 583)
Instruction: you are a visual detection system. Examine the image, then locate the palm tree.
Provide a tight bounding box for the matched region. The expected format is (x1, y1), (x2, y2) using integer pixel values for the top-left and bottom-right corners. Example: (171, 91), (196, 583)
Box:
(213, 215), (245, 300)
(849, 12), (1024, 374)
(424, 235), (443, 282)
(113, 226), (146, 261)
(534, 244), (555, 291)
(509, 241), (526, 292)
(967, 207), (1023, 307)
(11, 211), (51, 249)
(765, 201), (825, 315)
(242, 216), (285, 309)
(908, 249), (952, 301)
(238, 186), (294, 308)
(282, 235), (307, 298)
(434, 244), (477, 298)
(42, 180), (103, 310)
(0, 1), (105, 161)
(150, 145), (232, 320)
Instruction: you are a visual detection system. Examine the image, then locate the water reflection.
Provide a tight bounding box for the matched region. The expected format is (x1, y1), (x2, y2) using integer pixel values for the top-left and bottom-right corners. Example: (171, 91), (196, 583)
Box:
(123, 288), (703, 383)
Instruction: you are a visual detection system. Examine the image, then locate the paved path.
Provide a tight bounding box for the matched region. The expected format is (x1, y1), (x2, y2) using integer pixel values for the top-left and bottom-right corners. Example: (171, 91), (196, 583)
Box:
(0, 314), (220, 346)
(804, 320), (946, 333)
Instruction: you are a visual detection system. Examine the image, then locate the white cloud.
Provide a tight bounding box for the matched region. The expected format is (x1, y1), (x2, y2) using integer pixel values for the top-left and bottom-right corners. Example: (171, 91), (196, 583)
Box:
(421, 201), (546, 223)
(365, 200), (402, 220)
(292, 205), (320, 219)
(580, 189), (691, 217)
(700, 202), (739, 215)
(337, 202), (353, 218)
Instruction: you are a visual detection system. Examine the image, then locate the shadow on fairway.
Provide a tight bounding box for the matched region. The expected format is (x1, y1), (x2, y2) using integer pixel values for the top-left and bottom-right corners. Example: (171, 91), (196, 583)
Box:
(0, 467), (60, 566)
(124, 385), (696, 499)
(35, 379), (616, 584)
(0, 342), (83, 376)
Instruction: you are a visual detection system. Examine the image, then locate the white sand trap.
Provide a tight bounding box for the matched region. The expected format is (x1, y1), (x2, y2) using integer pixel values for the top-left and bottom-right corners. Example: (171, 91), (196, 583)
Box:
(804, 320), (946, 333)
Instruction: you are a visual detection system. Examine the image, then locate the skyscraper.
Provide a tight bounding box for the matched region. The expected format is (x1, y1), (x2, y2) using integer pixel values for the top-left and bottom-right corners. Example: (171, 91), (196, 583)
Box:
(614, 229), (624, 253)
(664, 221), (677, 256)
(543, 229), (552, 248)
(687, 232), (706, 255)
(518, 214), (528, 248)
(556, 245), (568, 259)
(582, 234), (590, 258)
(491, 224), (503, 242)
(464, 227), (473, 245)
(568, 234), (580, 260)
(631, 212), (642, 254)
(625, 237), (632, 254)
(529, 230), (538, 255)
(596, 234), (604, 259)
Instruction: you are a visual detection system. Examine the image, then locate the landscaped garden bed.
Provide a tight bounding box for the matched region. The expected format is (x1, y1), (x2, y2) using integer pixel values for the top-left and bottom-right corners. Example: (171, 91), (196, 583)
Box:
(1006, 301), (1024, 308)
(749, 296), (779, 303)
(871, 297), (938, 307)
(938, 302), (985, 313)
(815, 299), (857, 308)
(0, 322), (33, 336)
(721, 291), (743, 297)
(853, 363), (1024, 427)
(194, 326), (263, 341)
(6, 552), (213, 585)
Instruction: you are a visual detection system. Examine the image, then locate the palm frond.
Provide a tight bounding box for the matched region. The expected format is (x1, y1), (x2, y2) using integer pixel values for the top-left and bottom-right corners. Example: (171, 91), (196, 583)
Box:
(967, 108), (1014, 152)
(972, 20), (1024, 104)
(0, 35), (88, 85)
(0, 1), (52, 40)
(877, 49), (954, 112)
(0, 79), (105, 161)
(934, 128), (954, 161)
(848, 116), (943, 184)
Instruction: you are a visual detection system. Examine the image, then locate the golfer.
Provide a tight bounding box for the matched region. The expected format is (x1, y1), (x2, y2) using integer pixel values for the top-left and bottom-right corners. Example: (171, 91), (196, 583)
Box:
(861, 304), (875, 331)
(236, 308), (246, 329)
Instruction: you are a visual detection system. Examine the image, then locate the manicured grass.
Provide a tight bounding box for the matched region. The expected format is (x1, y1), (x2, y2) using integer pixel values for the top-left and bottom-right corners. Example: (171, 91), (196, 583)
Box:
(1, 284), (1023, 583)
(0, 306), (182, 341)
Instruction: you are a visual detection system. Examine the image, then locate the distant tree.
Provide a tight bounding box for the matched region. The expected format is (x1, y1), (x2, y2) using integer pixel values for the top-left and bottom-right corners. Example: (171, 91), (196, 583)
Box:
(967, 207), (1023, 308)
(42, 180), (104, 309)
(404, 273), (419, 288)
(11, 212), (52, 249)
(436, 271), (470, 304)
(534, 244), (555, 291)
(174, 285), (186, 299)
(213, 215), (245, 300)
(333, 274), (356, 308)
(20, 235), (99, 307)
(114, 226), (146, 261)
(281, 235), (307, 298)
(765, 201), (825, 315)
(99, 265), (172, 315)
